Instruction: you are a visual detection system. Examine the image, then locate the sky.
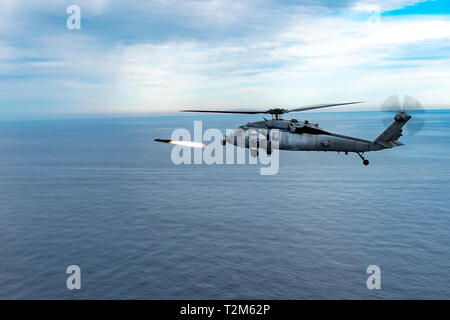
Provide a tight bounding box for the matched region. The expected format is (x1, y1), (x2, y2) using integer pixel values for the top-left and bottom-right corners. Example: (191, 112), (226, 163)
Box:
(0, 0), (450, 119)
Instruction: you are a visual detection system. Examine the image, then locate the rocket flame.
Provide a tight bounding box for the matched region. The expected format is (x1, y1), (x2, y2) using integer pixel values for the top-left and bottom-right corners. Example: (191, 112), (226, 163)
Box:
(169, 140), (206, 148)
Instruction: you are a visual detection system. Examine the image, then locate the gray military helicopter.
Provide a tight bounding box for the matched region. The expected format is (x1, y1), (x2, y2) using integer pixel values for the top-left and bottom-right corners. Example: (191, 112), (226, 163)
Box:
(156, 98), (423, 165)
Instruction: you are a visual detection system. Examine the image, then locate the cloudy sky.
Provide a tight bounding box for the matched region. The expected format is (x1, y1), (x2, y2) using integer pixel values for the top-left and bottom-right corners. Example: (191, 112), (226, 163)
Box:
(1, 0), (450, 119)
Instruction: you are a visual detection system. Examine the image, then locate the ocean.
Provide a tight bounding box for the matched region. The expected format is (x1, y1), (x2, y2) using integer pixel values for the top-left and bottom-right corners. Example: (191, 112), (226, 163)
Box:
(0, 110), (448, 299)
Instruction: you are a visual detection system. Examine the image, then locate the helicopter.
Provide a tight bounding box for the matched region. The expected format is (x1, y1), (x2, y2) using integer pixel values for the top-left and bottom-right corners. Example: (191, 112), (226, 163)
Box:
(156, 98), (423, 165)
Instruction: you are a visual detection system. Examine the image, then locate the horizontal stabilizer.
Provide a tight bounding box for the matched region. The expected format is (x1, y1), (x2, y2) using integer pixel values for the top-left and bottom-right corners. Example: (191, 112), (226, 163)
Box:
(376, 141), (393, 148)
(377, 140), (405, 148)
(390, 140), (404, 147)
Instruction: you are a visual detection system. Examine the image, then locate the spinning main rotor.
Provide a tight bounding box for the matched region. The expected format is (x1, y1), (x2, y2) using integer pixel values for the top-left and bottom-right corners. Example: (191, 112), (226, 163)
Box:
(182, 101), (364, 120)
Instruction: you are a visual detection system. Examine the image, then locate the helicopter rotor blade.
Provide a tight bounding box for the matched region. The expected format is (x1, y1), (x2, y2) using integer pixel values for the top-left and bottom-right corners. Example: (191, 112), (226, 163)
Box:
(403, 95), (425, 135)
(380, 95), (402, 127)
(287, 101), (365, 113)
(182, 101), (364, 116)
(181, 109), (264, 114)
(381, 95), (402, 112)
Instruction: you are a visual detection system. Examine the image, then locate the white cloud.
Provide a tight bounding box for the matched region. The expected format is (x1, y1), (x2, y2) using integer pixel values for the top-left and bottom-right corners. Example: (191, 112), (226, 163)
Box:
(1, 0), (449, 118)
(352, 0), (427, 12)
(105, 10), (450, 112)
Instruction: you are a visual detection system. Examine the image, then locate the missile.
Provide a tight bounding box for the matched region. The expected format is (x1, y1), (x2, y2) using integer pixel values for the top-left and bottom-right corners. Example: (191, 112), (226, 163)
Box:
(154, 138), (171, 144)
(154, 139), (206, 148)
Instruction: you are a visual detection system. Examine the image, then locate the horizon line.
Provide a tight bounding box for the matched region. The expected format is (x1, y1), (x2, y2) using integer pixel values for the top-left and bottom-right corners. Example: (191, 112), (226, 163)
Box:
(1, 108), (450, 123)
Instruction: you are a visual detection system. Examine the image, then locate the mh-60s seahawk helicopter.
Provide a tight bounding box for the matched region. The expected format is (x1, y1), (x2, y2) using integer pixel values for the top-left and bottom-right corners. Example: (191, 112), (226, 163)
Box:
(156, 97), (424, 165)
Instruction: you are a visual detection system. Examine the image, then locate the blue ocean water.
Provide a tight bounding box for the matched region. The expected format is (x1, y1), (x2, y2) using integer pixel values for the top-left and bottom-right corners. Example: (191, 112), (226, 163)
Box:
(0, 111), (448, 299)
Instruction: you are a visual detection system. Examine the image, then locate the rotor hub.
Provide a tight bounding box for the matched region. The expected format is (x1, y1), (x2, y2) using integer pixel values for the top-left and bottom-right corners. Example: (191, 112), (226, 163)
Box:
(267, 108), (287, 115)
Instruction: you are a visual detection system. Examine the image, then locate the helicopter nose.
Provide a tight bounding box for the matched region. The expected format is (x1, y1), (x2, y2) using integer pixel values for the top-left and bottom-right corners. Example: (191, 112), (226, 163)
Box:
(226, 133), (234, 145)
(225, 129), (244, 146)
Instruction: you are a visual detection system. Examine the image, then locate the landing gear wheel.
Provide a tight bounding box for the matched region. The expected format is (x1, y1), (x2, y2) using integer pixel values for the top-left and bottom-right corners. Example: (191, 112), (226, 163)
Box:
(356, 152), (370, 166)
(221, 139), (226, 146)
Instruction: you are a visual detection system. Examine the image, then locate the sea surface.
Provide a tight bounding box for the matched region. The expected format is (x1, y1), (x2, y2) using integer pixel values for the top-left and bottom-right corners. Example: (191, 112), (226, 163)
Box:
(0, 110), (448, 299)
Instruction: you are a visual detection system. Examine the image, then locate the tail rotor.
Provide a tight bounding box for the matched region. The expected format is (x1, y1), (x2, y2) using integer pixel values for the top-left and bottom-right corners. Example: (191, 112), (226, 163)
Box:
(380, 95), (426, 136)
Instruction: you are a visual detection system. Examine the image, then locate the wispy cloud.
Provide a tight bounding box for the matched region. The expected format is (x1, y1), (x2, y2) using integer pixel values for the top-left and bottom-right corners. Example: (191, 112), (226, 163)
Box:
(0, 0), (449, 118)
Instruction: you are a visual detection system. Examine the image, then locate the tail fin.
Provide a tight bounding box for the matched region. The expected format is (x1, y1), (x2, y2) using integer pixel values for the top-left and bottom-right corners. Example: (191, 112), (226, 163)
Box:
(375, 112), (411, 148)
